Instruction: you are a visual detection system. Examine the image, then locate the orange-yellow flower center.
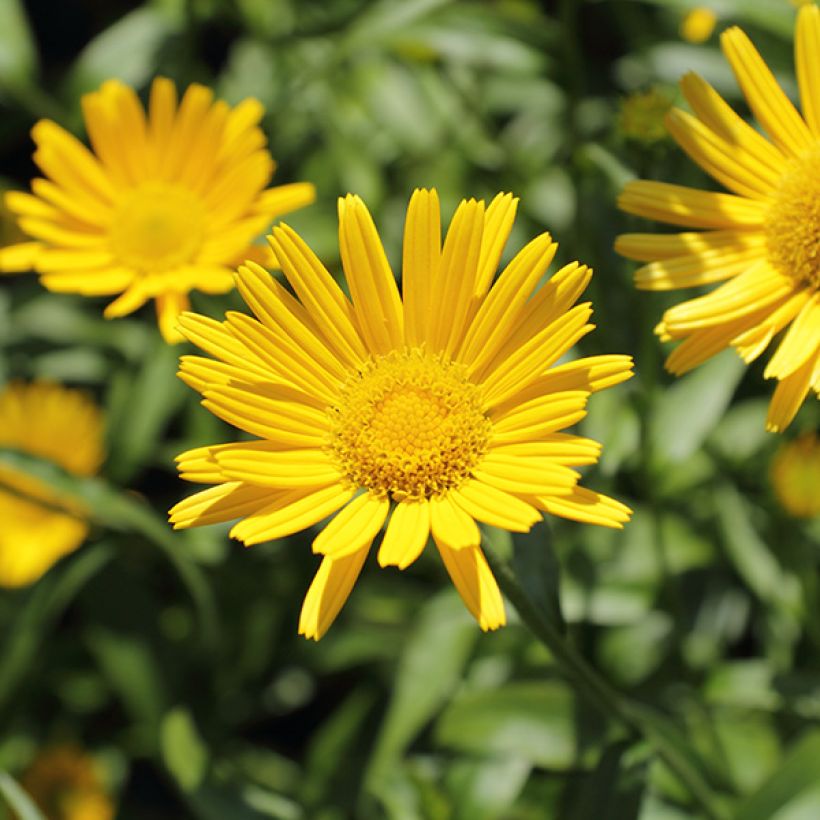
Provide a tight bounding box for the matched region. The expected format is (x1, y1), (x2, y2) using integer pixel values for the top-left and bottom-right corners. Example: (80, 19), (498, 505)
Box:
(766, 147), (820, 290)
(329, 349), (491, 501)
(110, 182), (205, 273)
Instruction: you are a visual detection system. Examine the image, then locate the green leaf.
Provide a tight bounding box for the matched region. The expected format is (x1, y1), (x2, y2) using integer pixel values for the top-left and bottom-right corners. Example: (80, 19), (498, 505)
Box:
(650, 350), (745, 465)
(161, 707), (209, 792)
(446, 756), (531, 820)
(0, 771), (47, 820)
(366, 591), (478, 790)
(0, 544), (113, 716)
(715, 484), (802, 618)
(596, 611), (673, 686)
(0, 0), (37, 94)
(65, 6), (180, 98)
(510, 520), (565, 634)
(734, 730), (820, 820)
(435, 681), (605, 770)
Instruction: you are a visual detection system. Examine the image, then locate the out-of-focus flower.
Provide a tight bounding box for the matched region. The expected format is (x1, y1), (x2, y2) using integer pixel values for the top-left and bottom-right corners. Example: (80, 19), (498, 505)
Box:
(0, 78), (315, 343)
(0, 382), (104, 587)
(617, 87), (674, 144)
(170, 189), (633, 639)
(680, 8), (717, 43)
(19, 744), (114, 820)
(771, 433), (820, 517)
(617, 5), (820, 432)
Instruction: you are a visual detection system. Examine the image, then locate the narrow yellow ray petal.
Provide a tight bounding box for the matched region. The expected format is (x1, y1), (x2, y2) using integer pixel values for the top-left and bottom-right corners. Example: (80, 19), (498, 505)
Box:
(662, 262), (795, 333)
(338, 194), (403, 353)
(268, 224), (367, 366)
(41, 267), (133, 296)
(450, 479), (541, 532)
(34, 247), (115, 273)
(458, 232), (556, 366)
(680, 72), (787, 174)
(632, 245), (766, 291)
(797, 5), (820, 137)
(148, 77), (178, 158)
(732, 290), (810, 363)
(766, 352), (818, 432)
(377, 501), (431, 569)
(764, 294), (820, 379)
(493, 356), (633, 415)
(434, 542), (505, 631)
(618, 180), (767, 229)
(615, 229), (765, 262)
(721, 26), (814, 157)
(0, 241), (42, 272)
(229, 484), (354, 545)
(298, 546), (370, 640)
(481, 304), (595, 408)
(216, 447), (342, 489)
(490, 391), (590, 443)
(537, 486), (632, 529)
(402, 188), (441, 347)
(313, 493), (389, 559)
(169, 482), (272, 529)
(474, 452), (578, 497)
(429, 198), (485, 354)
(429, 494), (480, 551)
(156, 291), (189, 344)
(489, 435), (602, 466)
(474, 192), (518, 296)
(665, 107), (780, 197)
(103, 283), (150, 318)
(253, 182), (316, 217)
(202, 384), (328, 445)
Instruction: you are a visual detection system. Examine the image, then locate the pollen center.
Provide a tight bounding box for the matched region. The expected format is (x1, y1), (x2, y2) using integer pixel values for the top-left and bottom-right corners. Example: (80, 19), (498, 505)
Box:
(766, 147), (820, 290)
(110, 182), (205, 273)
(329, 349), (491, 501)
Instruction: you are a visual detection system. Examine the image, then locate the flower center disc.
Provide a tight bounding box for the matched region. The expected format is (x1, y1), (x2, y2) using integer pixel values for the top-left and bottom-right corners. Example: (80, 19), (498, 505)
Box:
(110, 182), (205, 272)
(766, 148), (820, 290)
(329, 349), (491, 501)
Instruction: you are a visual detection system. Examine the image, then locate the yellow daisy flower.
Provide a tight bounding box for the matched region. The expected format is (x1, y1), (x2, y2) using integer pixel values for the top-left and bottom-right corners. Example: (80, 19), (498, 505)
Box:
(0, 78), (315, 343)
(170, 189), (633, 639)
(771, 433), (820, 518)
(0, 382), (104, 587)
(21, 744), (114, 820)
(616, 5), (820, 432)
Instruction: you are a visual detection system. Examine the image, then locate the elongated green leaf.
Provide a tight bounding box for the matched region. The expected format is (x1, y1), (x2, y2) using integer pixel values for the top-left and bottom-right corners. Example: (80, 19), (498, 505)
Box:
(435, 681), (605, 770)
(510, 520), (565, 633)
(0, 0), (36, 93)
(650, 350), (745, 465)
(366, 591), (477, 789)
(161, 707), (209, 793)
(734, 730), (820, 820)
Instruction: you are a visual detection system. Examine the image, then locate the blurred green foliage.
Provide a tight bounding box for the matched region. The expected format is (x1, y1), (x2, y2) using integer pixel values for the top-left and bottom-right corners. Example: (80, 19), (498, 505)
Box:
(0, 0), (819, 818)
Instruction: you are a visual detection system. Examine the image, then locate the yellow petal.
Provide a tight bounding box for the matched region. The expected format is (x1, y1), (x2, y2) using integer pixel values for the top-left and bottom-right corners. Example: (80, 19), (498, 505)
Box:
(313, 492), (389, 559)
(537, 486), (632, 529)
(450, 479), (541, 532)
(429, 494), (480, 551)
(377, 500), (431, 568)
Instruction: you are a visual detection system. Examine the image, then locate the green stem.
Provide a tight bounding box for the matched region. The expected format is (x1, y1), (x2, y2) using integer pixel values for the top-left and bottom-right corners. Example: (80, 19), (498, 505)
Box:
(484, 546), (730, 820)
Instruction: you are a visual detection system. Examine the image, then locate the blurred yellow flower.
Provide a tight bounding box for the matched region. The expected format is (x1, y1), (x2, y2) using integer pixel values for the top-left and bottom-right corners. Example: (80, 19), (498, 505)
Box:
(617, 5), (820, 432)
(20, 745), (114, 820)
(170, 189), (633, 639)
(0, 382), (104, 587)
(680, 8), (717, 44)
(0, 78), (315, 343)
(771, 433), (820, 517)
(617, 87), (674, 144)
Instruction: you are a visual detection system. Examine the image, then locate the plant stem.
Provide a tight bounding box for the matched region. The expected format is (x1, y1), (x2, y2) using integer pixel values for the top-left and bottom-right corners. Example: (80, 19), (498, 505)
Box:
(484, 546), (730, 820)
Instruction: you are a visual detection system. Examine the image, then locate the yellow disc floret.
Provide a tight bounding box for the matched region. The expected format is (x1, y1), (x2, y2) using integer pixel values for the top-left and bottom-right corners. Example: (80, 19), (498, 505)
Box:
(109, 182), (205, 273)
(329, 349), (491, 501)
(766, 148), (820, 290)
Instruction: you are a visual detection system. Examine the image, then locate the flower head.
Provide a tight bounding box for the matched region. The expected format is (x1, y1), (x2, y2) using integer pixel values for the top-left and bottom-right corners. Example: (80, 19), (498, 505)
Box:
(0, 78), (315, 342)
(617, 87), (674, 145)
(20, 744), (114, 820)
(0, 381), (104, 587)
(771, 433), (820, 517)
(680, 8), (717, 44)
(617, 5), (820, 432)
(170, 190), (633, 639)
